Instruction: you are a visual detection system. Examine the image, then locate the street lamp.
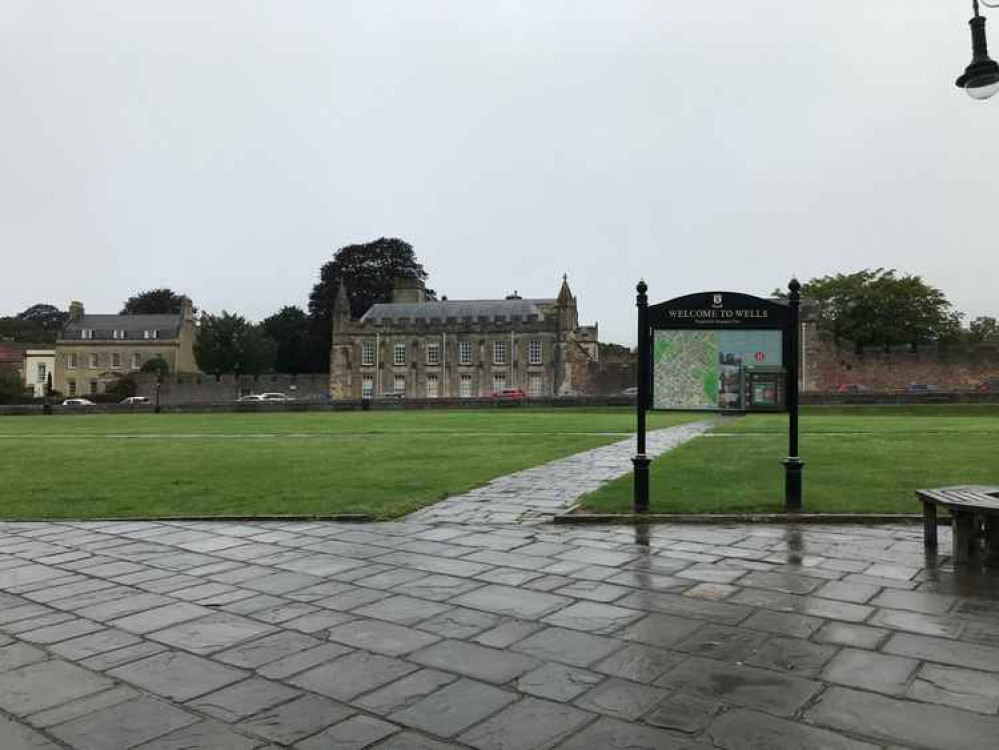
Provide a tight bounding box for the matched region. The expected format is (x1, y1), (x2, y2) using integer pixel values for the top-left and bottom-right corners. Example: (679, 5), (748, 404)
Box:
(957, 0), (999, 99)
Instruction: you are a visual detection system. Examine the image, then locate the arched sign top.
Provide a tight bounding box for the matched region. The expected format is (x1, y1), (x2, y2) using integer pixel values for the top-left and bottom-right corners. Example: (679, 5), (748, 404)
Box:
(647, 290), (789, 330)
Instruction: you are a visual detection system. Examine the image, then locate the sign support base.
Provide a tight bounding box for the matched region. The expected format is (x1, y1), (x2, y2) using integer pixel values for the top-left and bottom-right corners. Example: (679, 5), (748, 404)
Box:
(783, 457), (804, 513)
(632, 454), (651, 514)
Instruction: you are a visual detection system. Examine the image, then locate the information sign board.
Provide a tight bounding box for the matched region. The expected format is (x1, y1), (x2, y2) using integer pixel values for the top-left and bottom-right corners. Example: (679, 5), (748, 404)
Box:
(646, 291), (789, 412)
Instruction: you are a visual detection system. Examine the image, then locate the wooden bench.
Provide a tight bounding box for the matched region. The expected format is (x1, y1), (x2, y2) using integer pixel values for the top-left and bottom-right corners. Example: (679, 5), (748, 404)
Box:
(916, 485), (999, 564)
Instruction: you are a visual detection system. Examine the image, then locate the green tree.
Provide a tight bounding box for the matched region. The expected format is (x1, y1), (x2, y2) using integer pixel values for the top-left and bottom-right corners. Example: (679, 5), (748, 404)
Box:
(307, 238), (435, 350)
(969, 316), (999, 345)
(120, 288), (188, 315)
(776, 269), (959, 348)
(139, 357), (170, 377)
(0, 371), (28, 403)
(0, 304), (67, 344)
(17, 304), (68, 331)
(105, 373), (137, 399)
(194, 312), (276, 375)
(261, 306), (328, 373)
(0, 317), (45, 343)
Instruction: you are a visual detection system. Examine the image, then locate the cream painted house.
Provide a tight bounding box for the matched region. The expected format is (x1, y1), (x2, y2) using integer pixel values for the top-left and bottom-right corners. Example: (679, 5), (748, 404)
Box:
(23, 349), (55, 397)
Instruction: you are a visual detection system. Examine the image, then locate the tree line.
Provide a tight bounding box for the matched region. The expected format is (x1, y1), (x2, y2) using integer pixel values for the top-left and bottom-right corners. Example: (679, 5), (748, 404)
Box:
(3, 258), (997, 380)
(0, 237), (431, 376)
(774, 269), (997, 350)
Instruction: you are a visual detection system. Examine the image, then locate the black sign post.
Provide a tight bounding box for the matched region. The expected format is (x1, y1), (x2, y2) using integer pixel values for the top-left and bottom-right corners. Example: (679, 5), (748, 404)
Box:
(632, 279), (803, 514)
(782, 278), (803, 512)
(632, 280), (651, 513)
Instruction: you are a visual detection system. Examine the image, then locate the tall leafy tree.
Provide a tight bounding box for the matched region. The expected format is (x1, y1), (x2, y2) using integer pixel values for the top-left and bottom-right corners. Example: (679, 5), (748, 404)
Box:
(194, 312), (276, 375)
(969, 316), (999, 345)
(308, 237), (434, 337)
(0, 304), (67, 344)
(17, 304), (68, 331)
(139, 357), (171, 377)
(776, 269), (959, 348)
(261, 306), (327, 373)
(120, 288), (188, 315)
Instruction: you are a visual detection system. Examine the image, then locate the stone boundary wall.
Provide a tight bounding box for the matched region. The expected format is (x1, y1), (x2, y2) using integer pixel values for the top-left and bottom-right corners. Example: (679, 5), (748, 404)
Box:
(803, 327), (999, 391)
(134, 373), (330, 404)
(801, 391), (999, 406)
(0, 396), (636, 417)
(5, 392), (999, 416)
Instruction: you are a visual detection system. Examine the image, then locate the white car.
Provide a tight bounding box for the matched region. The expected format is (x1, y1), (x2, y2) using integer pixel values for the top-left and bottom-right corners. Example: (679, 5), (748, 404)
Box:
(62, 398), (95, 406)
(119, 396), (150, 405)
(259, 392), (295, 402)
(237, 394), (264, 402)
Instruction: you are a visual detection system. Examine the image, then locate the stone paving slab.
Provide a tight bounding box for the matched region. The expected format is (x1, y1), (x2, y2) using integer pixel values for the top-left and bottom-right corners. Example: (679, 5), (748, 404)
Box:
(0, 518), (995, 749)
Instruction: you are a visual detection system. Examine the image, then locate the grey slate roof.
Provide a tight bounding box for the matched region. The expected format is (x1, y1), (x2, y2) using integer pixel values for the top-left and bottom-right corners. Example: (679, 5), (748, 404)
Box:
(360, 298), (555, 324)
(62, 314), (182, 341)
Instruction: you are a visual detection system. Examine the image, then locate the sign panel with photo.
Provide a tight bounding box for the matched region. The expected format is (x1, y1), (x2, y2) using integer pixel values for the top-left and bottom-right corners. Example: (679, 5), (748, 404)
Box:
(646, 291), (790, 413)
(652, 329), (783, 410)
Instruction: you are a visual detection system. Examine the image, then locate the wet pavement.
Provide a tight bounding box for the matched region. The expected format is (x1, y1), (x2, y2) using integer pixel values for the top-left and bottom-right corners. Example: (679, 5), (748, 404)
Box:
(405, 420), (714, 524)
(0, 519), (996, 749)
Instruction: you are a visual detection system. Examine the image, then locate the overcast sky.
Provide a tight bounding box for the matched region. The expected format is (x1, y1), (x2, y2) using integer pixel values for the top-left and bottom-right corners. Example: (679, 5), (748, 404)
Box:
(1, 1), (996, 345)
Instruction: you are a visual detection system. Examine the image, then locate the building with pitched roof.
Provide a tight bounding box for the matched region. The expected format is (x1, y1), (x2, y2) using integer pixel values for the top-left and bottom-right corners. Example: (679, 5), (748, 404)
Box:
(329, 276), (598, 400)
(54, 298), (199, 397)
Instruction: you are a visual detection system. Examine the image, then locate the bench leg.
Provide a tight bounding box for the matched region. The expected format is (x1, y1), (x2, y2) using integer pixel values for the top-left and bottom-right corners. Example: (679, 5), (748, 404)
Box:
(984, 516), (999, 566)
(952, 512), (976, 565)
(922, 501), (938, 549)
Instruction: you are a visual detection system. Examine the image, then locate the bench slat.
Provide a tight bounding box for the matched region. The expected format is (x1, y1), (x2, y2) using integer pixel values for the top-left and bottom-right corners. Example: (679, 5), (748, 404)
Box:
(916, 487), (999, 514)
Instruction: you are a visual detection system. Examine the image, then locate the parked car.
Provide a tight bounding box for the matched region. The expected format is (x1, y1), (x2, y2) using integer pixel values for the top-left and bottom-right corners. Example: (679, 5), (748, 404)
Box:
(61, 398), (95, 406)
(619, 387), (639, 396)
(237, 394), (265, 402)
(977, 378), (999, 392)
(906, 383), (940, 393)
(259, 392), (295, 402)
(492, 388), (527, 401)
(119, 396), (149, 405)
(835, 383), (870, 393)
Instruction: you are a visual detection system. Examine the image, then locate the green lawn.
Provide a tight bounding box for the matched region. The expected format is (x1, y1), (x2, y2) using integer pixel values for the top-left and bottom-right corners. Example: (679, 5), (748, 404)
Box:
(582, 405), (999, 514)
(0, 409), (697, 519)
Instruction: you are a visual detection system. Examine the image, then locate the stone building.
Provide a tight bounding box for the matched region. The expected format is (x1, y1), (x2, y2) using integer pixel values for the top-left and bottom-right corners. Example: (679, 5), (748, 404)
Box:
(329, 276), (598, 400)
(54, 298), (199, 397)
(23, 349), (55, 397)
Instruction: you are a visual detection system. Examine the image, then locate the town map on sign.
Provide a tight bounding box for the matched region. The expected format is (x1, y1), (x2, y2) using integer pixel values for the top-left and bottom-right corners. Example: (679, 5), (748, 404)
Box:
(653, 329), (783, 410)
(653, 330), (719, 409)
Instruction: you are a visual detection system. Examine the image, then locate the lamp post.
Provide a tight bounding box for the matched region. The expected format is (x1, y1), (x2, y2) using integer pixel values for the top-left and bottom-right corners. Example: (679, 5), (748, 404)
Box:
(632, 280), (651, 514)
(782, 277), (803, 512)
(957, 0), (999, 99)
(154, 376), (161, 414)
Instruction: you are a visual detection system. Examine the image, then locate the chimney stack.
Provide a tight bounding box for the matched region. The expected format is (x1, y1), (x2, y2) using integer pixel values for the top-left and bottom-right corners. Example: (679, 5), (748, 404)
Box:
(391, 277), (426, 304)
(68, 301), (84, 322)
(179, 296), (194, 321)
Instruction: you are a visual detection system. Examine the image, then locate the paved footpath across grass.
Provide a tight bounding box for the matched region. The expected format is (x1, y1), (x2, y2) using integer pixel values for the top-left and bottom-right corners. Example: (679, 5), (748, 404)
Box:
(406, 420), (715, 525)
(0, 517), (996, 749)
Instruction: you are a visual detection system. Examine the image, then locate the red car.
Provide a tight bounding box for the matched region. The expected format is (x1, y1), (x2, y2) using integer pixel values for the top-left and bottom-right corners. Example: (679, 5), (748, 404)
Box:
(492, 388), (527, 401)
(835, 383), (869, 393)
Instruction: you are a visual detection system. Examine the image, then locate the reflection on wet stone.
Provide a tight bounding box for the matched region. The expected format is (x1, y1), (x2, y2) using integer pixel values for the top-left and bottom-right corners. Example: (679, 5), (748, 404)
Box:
(0, 517), (997, 750)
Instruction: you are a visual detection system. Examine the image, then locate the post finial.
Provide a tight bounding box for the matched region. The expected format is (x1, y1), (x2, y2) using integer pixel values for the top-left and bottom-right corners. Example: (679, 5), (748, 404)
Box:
(788, 277), (801, 296)
(636, 279), (648, 295)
